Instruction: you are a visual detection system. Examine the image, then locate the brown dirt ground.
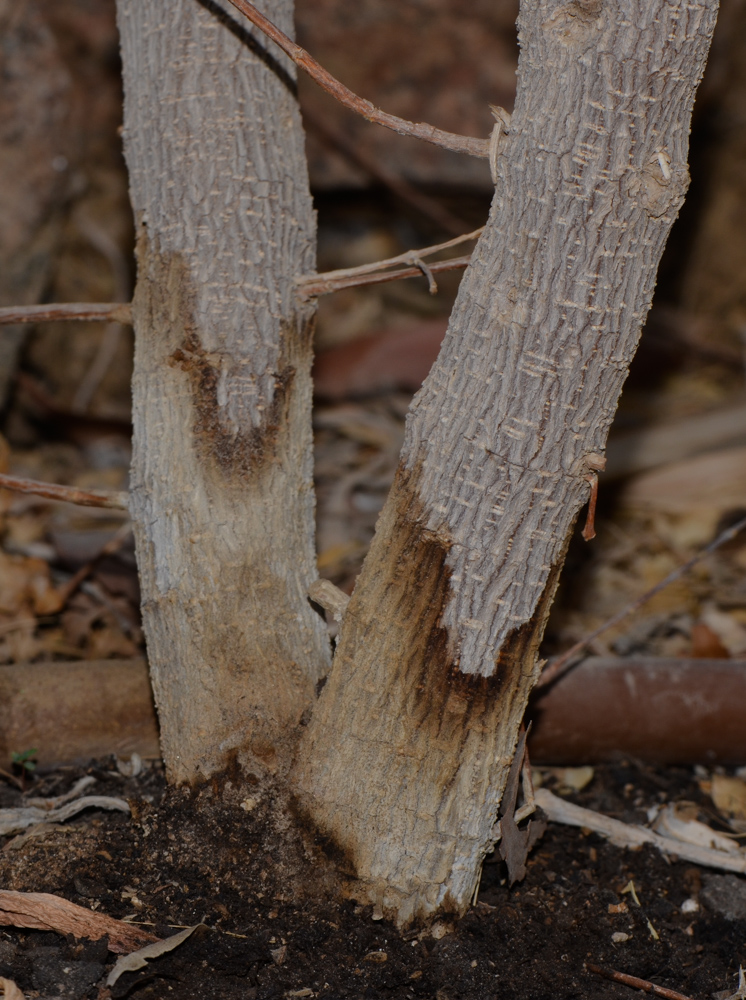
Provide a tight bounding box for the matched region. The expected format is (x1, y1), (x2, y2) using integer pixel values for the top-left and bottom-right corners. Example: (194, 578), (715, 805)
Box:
(0, 757), (743, 1000)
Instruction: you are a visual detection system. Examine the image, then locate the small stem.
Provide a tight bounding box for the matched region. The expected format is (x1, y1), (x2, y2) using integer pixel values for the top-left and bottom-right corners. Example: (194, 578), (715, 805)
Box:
(537, 512), (746, 690)
(297, 228), (482, 299)
(0, 303), (132, 326)
(0, 473), (129, 510)
(586, 964), (695, 1000)
(0, 766), (23, 791)
(54, 522), (133, 611)
(224, 0), (489, 158)
(302, 106), (469, 235)
(300, 254), (472, 299)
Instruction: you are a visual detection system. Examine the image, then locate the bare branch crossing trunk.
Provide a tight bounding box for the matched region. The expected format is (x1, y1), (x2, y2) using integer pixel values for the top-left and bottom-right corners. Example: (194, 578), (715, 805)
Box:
(294, 0), (719, 925)
(116, 0), (330, 782)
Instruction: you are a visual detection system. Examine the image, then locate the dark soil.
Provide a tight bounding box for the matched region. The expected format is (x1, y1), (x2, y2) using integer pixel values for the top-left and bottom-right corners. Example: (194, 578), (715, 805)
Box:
(0, 758), (743, 1000)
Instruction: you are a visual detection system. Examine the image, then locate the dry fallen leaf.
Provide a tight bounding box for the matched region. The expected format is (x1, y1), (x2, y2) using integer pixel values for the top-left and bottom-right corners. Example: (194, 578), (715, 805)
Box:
(653, 803), (742, 855)
(0, 794), (130, 837)
(710, 775), (746, 825)
(543, 766), (595, 793)
(0, 978), (24, 1000)
(0, 890), (157, 954)
(106, 924), (203, 986)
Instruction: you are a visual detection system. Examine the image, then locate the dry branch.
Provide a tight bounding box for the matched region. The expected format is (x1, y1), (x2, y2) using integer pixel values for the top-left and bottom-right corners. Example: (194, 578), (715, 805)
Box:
(224, 0), (490, 158)
(299, 254), (472, 298)
(0, 473), (128, 510)
(0, 302), (132, 325)
(301, 106), (469, 235)
(297, 228), (481, 298)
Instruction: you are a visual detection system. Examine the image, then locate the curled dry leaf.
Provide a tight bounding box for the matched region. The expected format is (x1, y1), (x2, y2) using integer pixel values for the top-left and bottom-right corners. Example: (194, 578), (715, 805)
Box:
(653, 803), (742, 855)
(0, 890), (158, 954)
(0, 794), (130, 837)
(710, 775), (746, 826)
(535, 789), (746, 875)
(24, 774), (95, 808)
(540, 766), (595, 793)
(106, 924), (203, 986)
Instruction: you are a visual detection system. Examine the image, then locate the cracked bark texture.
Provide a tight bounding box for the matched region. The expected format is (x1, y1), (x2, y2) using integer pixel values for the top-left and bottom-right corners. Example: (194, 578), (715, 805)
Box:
(117, 0), (330, 782)
(295, 0), (719, 925)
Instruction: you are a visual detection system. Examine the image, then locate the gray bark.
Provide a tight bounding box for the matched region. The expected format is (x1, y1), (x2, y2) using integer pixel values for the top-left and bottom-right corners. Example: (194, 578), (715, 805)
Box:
(294, 0), (719, 925)
(117, 0), (330, 782)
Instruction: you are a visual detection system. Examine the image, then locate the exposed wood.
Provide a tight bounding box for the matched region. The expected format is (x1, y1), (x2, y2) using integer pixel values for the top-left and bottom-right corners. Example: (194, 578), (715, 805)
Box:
(0, 302), (132, 326)
(0, 473), (128, 510)
(308, 579), (350, 623)
(117, 0), (330, 782)
(295, 0), (719, 925)
(224, 0), (490, 158)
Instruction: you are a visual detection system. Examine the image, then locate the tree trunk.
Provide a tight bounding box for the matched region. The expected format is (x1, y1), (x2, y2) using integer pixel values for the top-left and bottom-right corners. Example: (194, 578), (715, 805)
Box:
(294, 0), (719, 926)
(116, 0), (330, 783)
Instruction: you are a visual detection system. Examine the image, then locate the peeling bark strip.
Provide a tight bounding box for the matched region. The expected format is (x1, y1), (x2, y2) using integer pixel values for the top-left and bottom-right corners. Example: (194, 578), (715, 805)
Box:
(117, 0), (330, 782)
(295, 0), (718, 924)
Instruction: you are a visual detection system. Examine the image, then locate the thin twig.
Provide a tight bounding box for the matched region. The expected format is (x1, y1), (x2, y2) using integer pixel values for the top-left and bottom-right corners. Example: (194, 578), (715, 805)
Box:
(0, 767), (23, 792)
(0, 303), (132, 326)
(0, 474), (128, 510)
(302, 105), (469, 235)
(72, 218), (133, 413)
(298, 227), (481, 298)
(306, 226), (483, 281)
(536, 512), (746, 690)
(54, 522), (133, 611)
(299, 254), (472, 299)
(587, 964), (695, 1000)
(224, 0), (489, 158)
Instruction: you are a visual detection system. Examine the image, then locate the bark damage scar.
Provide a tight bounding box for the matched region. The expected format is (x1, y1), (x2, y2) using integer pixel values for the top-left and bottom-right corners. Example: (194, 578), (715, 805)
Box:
(168, 330), (296, 479)
(377, 465), (543, 746)
(544, 0), (604, 44)
(136, 235), (301, 481)
(625, 157), (689, 219)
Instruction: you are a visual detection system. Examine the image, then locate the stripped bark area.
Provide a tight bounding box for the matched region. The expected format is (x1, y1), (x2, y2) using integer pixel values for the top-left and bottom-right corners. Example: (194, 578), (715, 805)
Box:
(295, 0), (719, 924)
(117, 0), (330, 782)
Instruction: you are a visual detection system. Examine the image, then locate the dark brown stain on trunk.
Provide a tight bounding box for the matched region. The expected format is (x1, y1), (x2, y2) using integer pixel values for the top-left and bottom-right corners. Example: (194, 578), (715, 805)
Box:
(136, 234), (306, 481)
(169, 330), (296, 479)
(356, 462), (561, 749)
